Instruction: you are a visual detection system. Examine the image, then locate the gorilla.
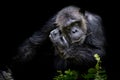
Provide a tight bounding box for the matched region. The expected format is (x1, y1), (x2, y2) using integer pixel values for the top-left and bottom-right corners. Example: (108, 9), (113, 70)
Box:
(12, 6), (106, 80)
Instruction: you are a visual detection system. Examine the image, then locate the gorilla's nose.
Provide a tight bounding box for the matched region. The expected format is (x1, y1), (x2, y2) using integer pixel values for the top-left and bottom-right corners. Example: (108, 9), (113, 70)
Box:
(72, 29), (78, 33)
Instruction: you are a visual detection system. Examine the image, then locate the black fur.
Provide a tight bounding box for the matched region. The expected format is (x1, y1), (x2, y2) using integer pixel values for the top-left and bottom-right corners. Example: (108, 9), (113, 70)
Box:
(12, 6), (106, 80)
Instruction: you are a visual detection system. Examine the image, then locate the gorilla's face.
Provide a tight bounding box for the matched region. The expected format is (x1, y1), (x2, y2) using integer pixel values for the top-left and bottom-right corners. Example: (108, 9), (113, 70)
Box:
(62, 22), (86, 44)
(49, 21), (86, 51)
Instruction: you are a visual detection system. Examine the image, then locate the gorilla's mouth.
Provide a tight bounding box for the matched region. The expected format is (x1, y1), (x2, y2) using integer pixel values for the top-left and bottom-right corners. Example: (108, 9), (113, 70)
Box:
(71, 34), (86, 44)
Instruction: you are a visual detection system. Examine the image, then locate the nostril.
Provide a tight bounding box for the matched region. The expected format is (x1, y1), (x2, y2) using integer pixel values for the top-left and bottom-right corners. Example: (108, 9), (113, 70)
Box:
(72, 31), (75, 33)
(75, 29), (78, 32)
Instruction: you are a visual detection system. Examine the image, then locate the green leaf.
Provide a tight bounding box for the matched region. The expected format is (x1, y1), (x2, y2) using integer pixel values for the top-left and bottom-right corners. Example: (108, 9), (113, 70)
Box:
(82, 74), (95, 79)
(88, 68), (97, 74)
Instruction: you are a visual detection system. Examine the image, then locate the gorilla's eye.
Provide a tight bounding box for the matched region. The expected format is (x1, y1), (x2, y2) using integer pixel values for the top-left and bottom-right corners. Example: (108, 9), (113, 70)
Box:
(62, 26), (70, 33)
(74, 21), (81, 27)
(74, 23), (79, 26)
(53, 23), (59, 27)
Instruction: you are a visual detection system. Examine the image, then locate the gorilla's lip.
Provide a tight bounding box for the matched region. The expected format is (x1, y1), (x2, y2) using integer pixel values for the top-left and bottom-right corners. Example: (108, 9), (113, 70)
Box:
(71, 34), (86, 43)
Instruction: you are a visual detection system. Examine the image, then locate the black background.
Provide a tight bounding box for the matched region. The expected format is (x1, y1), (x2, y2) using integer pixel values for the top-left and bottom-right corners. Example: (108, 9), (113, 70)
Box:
(1, 0), (119, 80)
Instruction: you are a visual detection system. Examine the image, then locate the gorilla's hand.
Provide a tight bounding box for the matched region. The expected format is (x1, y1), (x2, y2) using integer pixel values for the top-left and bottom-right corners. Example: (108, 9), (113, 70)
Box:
(49, 28), (69, 50)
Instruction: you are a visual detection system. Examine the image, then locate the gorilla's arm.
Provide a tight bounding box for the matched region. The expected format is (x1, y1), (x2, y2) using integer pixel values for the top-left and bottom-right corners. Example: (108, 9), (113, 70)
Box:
(64, 44), (105, 67)
(15, 17), (56, 61)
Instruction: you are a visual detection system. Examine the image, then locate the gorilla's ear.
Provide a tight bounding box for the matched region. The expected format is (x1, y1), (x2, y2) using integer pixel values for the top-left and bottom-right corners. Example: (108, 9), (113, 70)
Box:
(85, 11), (102, 24)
